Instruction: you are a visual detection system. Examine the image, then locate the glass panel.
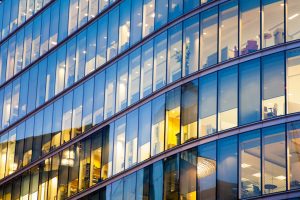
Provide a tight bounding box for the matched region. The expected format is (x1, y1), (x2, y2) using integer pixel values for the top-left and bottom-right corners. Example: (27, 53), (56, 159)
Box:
(168, 23), (182, 83)
(239, 59), (261, 125)
(240, 0), (260, 55)
(166, 87), (181, 150)
(136, 167), (150, 200)
(180, 149), (197, 200)
(36, 59), (47, 107)
(107, 7), (119, 60)
(183, 15), (199, 77)
(57, 149), (69, 199)
(46, 52), (57, 101)
(49, 1), (60, 48)
(239, 130), (261, 198)
(111, 179), (123, 200)
(2, 84), (12, 129)
(153, 32), (167, 91)
(65, 38), (77, 88)
(42, 105), (53, 155)
(6, 129), (16, 176)
(75, 30), (87, 82)
(82, 78), (94, 132)
(19, 72), (29, 118)
(31, 16), (42, 62)
(287, 121), (300, 190)
(218, 66), (238, 131)
(0, 134), (8, 179)
(86, 23), (97, 75)
(287, 48), (300, 113)
(68, 144), (79, 196)
(262, 53), (285, 119)
(138, 102), (151, 162)
(40, 8), (51, 55)
(10, 79), (20, 123)
(6, 37), (16, 81)
(184, 0), (199, 13)
(287, 0), (300, 41)
(141, 40), (153, 98)
(72, 85), (83, 138)
(14, 29), (25, 74)
(32, 111), (44, 161)
(15, 123), (25, 170)
(262, 0), (285, 48)
(217, 136), (238, 200)
(27, 66), (38, 113)
(78, 138), (91, 191)
(130, 0), (142, 45)
(169, 0), (183, 21)
(48, 155), (59, 200)
(125, 109), (138, 169)
(52, 98), (63, 149)
(262, 125), (286, 194)
(93, 72), (105, 125)
(90, 131), (102, 186)
(101, 124), (114, 180)
(61, 92), (73, 144)
(219, 0), (238, 62)
(150, 161), (163, 200)
(198, 141), (216, 200)
(151, 94), (165, 156)
(128, 48), (141, 106)
(181, 80), (198, 143)
(96, 15), (108, 67)
(55, 45), (67, 95)
(58, 0), (69, 42)
(155, 0), (168, 29)
(23, 22), (33, 68)
(119, 0), (131, 53)
(78, 0), (88, 27)
(0, 42), (8, 84)
(164, 154), (179, 200)
(200, 7), (218, 69)
(113, 116), (126, 174)
(116, 57), (129, 113)
(23, 117), (34, 166)
(104, 64), (117, 119)
(199, 73), (218, 137)
(68, 0), (79, 34)
(143, 0), (155, 37)
(124, 173), (136, 200)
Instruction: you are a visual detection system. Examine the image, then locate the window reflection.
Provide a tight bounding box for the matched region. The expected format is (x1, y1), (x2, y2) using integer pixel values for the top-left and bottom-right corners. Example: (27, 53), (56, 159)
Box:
(153, 32), (167, 91)
(143, 0), (155, 37)
(119, 0), (131, 53)
(141, 40), (154, 98)
(113, 116), (126, 174)
(125, 110), (138, 169)
(138, 102), (151, 162)
(128, 49), (141, 106)
(262, 125), (286, 194)
(287, 0), (300, 41)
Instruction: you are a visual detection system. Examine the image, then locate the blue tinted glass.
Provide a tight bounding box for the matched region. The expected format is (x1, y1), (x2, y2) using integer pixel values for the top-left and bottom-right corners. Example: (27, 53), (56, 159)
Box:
(130, 0), (143, 45)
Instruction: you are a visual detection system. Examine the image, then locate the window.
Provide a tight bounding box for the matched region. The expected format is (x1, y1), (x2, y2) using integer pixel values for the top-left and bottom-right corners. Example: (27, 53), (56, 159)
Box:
(219, 0), (238, 62)
(14, 29), (25, 74)
(130, 0), (142, 45)
(96, 15), (108, 67)
(218, 66), (238, 131)
(239, 59), (261, 125)
(68, 144), (79, 196)
(15, 123), (25, 170)
(141, 40), (153, 98)
(107, 7), (119, 60)
(239, 130), (261, 198)
(287, 0), (300, 41)
(31, 16), (42, 62)
(78, 139), (91, 191)
(262, 125), (286, 194)
(90, 131), (102, 186)
(75, 31), (87, 81)
(68, 0), (79, 34)
(164, 154), (179, 200)
(65, 38), (77, 88)
(116, 57), (128, 113)
(6, 37), (16, 81)
(143, 0), (155, 37)
(124, 173), (136, 200)
(93, 72), (105, 125)
(23, 22), (33, 68)
(169, 0), (183, 21)
(151, 94), (165, 156)
(40, 9), (51, 55)
(183, 15), (199, 77)
(72, 85), (83, 138)
(6, 129), (16, 176)
(104, 64), (117, 119)
(262, 53), (285, 119)
(18, 0), (27, 25)
(82, 79), (94, 132)
(58, 0), (70, 42)
(119, 0), (131, 53)
(36, 59), (47, 107)
(136, 167), (150, 199)
(125, 109), (138, 169)
(55, 45), (67, 94)
(27, 66), (38, 113)
(240, 0), (260, 55)
(19, 72), (29, 118)
(2, 0), (11, 38)
(49, 1), (60, 49)
(46, 52), (57, 101)
(287, 121), (300, 190)
(287, 48), (300, 113)
(217, 136), (238, 200)
(78, 0), (88, 27)
(199, 73), (217, 137)
(138, 102), (151, 162)
(128, 48), (141, 105)
(181, 80), (198, 143)
(111, 179), (124, 200)
(42, 105), (53, 154)
(155, 0), (168, 30)
(0, 134), (8, 178)
(150, 161), (163, 199)
(184, 0), (199, 13)
(10, 79), (20, 123)
(61, 92), (73, 144)
(262, 0), (285, 48)
(2, 84), (12, 129)
(86, 23), (97, 75)
(200, 7), (218, 69)
(153, 32), (167, 91)
(89, 0), (98, 20)
(101, 124), (114, 180)
(166, 87), (181, 150)
(52, 98), (63, 149)
(32, 111), (44, 161)
(113, 116), (126, 174)
(198, 141), (216, 200)
(168, 23), (182, 83)
(180, 149), (197, 199)
(23, 117), (34, 166)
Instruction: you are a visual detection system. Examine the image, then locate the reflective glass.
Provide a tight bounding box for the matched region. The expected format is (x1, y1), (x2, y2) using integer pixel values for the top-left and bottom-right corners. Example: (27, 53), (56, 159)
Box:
(82, 79), (94, 132)
(113, 116), (126, 174)
(119, 0), (131, 53)
(104, 64), (117, 119)
(143, 0), (155, 37)
(128, 48), (141, 105)
(164, 154), (179, 200)
(153, 32), (167, 91)
(130, 0), (142, 45)
(116, 57), (128, 113)
(138, 102), (151, 162)
(141, 40), (154, 98)
(96, 15), (108, 67)
(107, 7), (119, 60)
(155, 0), (168, 29)
(125, 109), (138, 169)
(169, 0), (183, 21)
(287, 0), (300, 41)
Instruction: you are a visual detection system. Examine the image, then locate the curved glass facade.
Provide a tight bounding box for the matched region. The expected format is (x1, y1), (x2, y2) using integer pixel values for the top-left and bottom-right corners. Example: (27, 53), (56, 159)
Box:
(0, 0), (300, 199)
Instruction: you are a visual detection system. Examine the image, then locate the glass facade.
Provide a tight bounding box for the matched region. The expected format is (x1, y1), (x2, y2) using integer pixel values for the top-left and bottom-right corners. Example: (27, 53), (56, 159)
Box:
(0, 0), (300, 199)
